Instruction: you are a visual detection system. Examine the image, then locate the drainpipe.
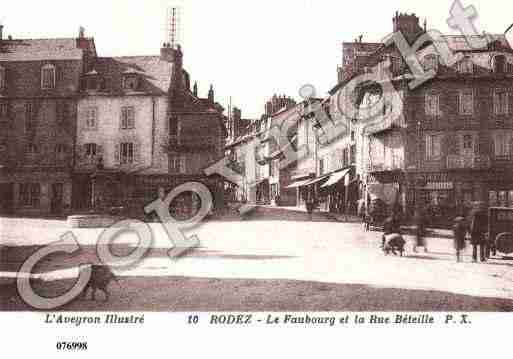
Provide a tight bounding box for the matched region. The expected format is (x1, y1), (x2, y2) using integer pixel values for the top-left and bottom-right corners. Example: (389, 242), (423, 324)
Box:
(151, 97), (156, 167)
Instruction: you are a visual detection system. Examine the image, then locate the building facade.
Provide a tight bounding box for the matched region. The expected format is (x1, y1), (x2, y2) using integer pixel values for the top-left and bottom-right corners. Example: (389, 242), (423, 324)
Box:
(335, 12), (513, 220)
(74, 44), (227, 217)
(0, 27), (95, 215)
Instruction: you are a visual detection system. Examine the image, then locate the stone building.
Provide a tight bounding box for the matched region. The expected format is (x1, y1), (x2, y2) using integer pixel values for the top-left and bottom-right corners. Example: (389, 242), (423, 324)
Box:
(75, 43), (227, 216)
(0, 26), (95, 215)
(334, 12), (513, 220)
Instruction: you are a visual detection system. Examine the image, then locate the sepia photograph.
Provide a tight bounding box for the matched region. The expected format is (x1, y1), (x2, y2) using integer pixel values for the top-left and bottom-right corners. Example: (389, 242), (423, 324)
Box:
(1, 0), (513, 332)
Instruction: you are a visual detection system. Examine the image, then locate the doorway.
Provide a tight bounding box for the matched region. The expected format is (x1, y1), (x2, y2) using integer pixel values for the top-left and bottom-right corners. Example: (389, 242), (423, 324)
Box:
(0, 183), (14, 214)
(51, 183), (64, 214)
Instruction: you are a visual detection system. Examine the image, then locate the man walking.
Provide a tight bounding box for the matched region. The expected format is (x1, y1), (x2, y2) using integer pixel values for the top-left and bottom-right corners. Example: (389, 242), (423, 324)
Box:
(469, 203), (488, 262)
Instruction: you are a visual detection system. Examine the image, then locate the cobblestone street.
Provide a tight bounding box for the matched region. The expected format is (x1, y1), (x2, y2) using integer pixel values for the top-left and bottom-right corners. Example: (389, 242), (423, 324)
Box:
(2, 208), (513, 311)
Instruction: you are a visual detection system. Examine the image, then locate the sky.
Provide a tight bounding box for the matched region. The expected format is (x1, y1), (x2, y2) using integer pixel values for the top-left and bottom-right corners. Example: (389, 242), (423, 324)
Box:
(2, 0), (513, 118)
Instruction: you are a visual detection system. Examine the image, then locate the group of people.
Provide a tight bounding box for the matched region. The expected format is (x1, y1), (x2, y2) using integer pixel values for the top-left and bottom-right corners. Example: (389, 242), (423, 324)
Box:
(376, 205), (491, 263)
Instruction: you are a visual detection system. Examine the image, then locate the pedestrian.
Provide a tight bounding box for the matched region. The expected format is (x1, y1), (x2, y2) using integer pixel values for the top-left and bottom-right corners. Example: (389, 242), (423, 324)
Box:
(452, 216), (467, 262)
(469, 203), (488, 262)
(305, 190), (315, 221)
(413, 208), (428, 253)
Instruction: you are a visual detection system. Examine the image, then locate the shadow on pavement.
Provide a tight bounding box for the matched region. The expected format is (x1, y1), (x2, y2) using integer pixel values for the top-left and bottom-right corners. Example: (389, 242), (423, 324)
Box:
(2, 275), (512, 312)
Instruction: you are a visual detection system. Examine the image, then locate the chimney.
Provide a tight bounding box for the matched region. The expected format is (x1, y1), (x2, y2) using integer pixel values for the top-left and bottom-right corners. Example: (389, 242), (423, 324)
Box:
(193, 81), (198, 96)
(208, 84), (214, 103)
(0, 25), (3, 41)
(393, 11), (423, 42)
(76, 26), (90, 51)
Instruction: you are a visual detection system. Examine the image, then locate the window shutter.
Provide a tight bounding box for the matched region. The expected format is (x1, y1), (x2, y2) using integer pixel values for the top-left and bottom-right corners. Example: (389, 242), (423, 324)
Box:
(115, 144), (120, 164)
(130, 107), (135, 129)
(120, 108), (125, 129)
(134, 142), (140, 164)
(97, 144), (103, 157)
(493, 93), (499, 115)
(425, 135), (432, 159)
(180, 154), (186, 174)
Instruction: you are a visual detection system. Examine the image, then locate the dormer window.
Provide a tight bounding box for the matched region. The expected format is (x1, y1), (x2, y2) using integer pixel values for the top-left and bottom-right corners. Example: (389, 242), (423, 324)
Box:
(493, 54), (507, 74)
(458, 57), (473, 74)
(122, 70), (139, 91)
(0, 66), (5, 90)
(41, 64), (56, 89)
(85, 69), (100, 91)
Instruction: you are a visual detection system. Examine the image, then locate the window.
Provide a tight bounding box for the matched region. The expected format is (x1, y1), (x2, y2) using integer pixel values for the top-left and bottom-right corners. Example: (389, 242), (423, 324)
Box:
(41, 64), (56, 89)
(57, 101), (71, 125)
(350, 144), (356, 164)
(19, 184), (41, 207)
(55, 144), (67, 156)
(489, 191), (498, 207)
(493, 132), (512, 157)
(0, 66), (5, 90)
(319, 158), (325, 175)
(85, 107), (98, 129)
(350, 130), (355, 142)
(170, 153), (185, 174)
(425, 93), (440, 116)
(459, 90), (474, 115)
(0, 102), (9, 119)
(120, 142), (135, 164)
(458, 57), (473, 74)
(123, 74), (139, 90)
(25, 102), (35, 132)
(493, 55), (507, 73)
(85, 143), (97, 157)
(26, 143), (39, 154)
(463, 134), (473, 149)
(121, 106), (135, 129)
(425, 134), (442, 160)
(493, 90), (509, 115)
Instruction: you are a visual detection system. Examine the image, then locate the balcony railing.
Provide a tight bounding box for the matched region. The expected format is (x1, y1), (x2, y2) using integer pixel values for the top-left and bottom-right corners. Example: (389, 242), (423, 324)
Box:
(446, 154), (491, 170)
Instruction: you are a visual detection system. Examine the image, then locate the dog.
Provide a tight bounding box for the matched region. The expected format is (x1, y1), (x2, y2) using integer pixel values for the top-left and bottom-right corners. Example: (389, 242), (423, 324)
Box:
(382, 233), (406, 256)
(82, 264), (120, 302)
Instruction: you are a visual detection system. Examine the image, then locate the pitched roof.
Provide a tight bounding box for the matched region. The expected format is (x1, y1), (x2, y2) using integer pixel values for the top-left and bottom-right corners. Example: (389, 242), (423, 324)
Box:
(85, 56), (173, 95)
(441, 34), (511, 52)
(0, 38), (87, 61)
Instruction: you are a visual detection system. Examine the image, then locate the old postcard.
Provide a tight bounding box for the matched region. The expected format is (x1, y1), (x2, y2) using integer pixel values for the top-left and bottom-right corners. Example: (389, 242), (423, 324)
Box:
(1, 0), (513, 356)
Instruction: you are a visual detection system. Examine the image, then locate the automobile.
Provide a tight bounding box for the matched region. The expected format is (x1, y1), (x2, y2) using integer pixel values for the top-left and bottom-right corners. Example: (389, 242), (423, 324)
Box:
(488, 207), (513, 256)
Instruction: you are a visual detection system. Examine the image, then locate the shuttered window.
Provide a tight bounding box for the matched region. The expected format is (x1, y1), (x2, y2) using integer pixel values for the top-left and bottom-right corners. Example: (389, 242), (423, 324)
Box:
(41, 64), (56, 89)
(425, 134), (442, 159)
(493, 90), (509, 115)
(121, 106), (135, 129)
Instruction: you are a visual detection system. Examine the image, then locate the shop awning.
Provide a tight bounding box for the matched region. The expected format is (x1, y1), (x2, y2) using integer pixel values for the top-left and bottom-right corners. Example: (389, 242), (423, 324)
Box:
(285, 179), (312, 188)
(304, 174), (330, 186)
(320, 168), (351, 188)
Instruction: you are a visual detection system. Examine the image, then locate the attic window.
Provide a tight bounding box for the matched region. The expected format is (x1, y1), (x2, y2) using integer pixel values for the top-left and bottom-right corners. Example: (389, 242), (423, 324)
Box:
(493, 55), (507, 73)
(458, 57), (473, 74)
(85, 70), (100, 90)
(123, 72), (139, 91)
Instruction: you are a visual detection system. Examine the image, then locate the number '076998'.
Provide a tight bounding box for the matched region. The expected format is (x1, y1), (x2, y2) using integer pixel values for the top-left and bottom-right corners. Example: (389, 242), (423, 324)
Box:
(56, 342), (88, 351)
